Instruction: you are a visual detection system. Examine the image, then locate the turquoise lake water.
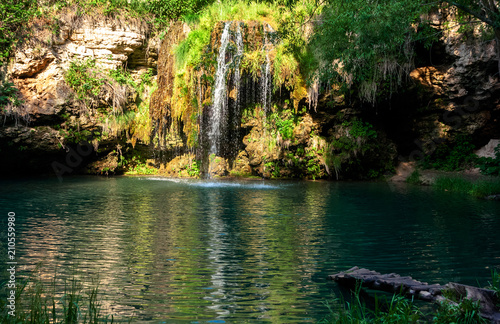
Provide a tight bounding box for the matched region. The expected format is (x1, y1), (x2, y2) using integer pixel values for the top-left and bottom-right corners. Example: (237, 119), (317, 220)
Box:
(1, 176), (499, 322)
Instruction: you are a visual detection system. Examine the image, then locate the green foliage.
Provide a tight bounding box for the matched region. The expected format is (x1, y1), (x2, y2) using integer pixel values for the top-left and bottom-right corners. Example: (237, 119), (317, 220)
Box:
(268, 110), (295, 140)
(476, 144), (500, 176)
(175, 29), (211, 70)
(488, 268), (500, 308)
(0, 266), (118, 323)
(422, 135), (476, 171)
(331, 120), (377, 155)
(198, 1), (277, 26)
(322, 283), (422, 324)
(433, 176), (500, 198)
(241, 51), (265, 81)
(187, 160), (200, 177)
(64, 58), (105, 105)
(0, 81), (22, 108)
(324, 119), (394, 179)
(264, 160), (281, 179)
(446, 0), (500, 37)
(272, 44), (300, 91)
(314, 0), (423, 103)
(306, 155), (321, 180)
(108, 67), (134, 86)
(275, 1), (319, 82)
(0, 0), (36, 64)
(433, 298), (486, 324)
(59, 128), (96, 145)
(348, 120), (377, 139)
(126, 162), (159, 175)
(149, 0), (213, 24)
(406, 170), (422, 185)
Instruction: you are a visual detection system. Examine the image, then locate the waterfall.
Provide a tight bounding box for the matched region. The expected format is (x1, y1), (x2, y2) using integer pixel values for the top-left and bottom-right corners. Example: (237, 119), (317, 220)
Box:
(201, 21), (277, 176)
(234, 24), (244, 109)
(208, 22), (232, 156)
(261, 24), (272, 114)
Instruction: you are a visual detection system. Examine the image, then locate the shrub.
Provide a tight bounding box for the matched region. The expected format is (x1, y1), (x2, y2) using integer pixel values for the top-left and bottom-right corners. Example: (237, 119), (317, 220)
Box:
(148, 0), (212, 24)
(422, 135), (476, 171)
(64, 58), (105, 105)
(0, 0), (36, 64)
(324, 119), (392, 179)
(0, 81), (22, 108)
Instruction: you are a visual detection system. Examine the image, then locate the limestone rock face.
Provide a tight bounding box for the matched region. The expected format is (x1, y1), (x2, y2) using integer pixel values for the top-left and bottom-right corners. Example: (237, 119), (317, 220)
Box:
(9, 13), (155, 122)
(161, 154), (199, 178)
(476, 139), (500, 158)
(407, 8), (500, 154)
(0, 11), (156, 175)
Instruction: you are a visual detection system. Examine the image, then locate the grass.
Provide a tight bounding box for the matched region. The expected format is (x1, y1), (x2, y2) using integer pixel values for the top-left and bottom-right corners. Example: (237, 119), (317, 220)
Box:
(322, 281), (492, 324)
(433, 176), (500, 198)
(320, 284), (423, 324)
(0, 266), (124, 323)
(433, 298), (486, 324)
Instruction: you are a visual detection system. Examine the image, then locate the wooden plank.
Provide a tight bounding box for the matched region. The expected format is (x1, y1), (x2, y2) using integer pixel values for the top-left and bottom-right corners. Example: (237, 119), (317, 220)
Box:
(329, 267), (500, 323)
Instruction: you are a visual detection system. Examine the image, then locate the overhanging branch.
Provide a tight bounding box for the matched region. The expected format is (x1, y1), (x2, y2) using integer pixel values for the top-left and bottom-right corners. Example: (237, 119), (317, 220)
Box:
(443, 0), (499, 28)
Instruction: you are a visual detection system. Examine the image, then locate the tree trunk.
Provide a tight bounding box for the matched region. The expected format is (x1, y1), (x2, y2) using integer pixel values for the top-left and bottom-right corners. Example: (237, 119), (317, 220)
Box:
(496, 29), (500, 76)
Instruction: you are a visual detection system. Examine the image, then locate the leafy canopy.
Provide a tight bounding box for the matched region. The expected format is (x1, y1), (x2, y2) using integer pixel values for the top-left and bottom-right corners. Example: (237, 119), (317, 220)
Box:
(148, 0), (213, 23)
(0, 0), (36, 64)
(313, 0), (425, 104)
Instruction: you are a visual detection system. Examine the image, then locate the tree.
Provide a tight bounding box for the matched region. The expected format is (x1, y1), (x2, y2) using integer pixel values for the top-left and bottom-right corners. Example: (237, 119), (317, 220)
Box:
(443, 0), (500, 74)
(148, 0), (213, 23)
(313, 0), (425, 104)
(0, 0), (36, 64)
(314, 0), (500, 104)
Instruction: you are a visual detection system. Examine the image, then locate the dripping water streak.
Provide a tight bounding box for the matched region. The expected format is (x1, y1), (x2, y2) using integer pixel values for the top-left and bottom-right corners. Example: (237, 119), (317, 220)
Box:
(261, 24), (272, 114)
(232, 24), (244, 157)
(234, 24), (244, 110)
(209, 22), (232, 156)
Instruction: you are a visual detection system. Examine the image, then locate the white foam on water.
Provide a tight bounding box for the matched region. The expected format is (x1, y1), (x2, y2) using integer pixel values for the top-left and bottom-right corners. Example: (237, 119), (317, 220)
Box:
(141, 177), (281, 189)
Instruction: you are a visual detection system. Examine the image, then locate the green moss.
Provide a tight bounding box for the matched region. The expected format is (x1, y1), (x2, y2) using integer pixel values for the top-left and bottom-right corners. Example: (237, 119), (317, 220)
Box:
(272, 44), (299, 91)
(175, 29), (211, 70)
(241, 50), (265, 81)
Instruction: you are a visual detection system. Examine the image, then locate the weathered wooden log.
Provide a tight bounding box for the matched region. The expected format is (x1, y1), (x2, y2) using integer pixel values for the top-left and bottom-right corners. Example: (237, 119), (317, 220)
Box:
(328, 267), (500, 323)
(446, 282), (500, 323)
(328, 266), (445, 301)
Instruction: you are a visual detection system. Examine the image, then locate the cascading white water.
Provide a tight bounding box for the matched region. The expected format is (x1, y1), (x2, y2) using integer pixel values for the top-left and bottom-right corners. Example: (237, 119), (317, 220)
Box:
(261, 24), (272, 113)
(204, 21), (277, 176)
(209, 22), (232, 156)
(262, 54), (271, 112)
(234, 24), (244, 109)
(230, 24), (245, 157)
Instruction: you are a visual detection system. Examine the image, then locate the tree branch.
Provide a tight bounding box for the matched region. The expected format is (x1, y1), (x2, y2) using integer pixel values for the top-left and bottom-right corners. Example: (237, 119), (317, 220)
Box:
(443, 0), (499, 28)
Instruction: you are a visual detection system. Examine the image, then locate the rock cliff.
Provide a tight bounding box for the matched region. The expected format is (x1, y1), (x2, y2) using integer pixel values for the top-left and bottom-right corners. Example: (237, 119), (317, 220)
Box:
(0, 9), (157, 175)
(0, 6), (498, 179)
